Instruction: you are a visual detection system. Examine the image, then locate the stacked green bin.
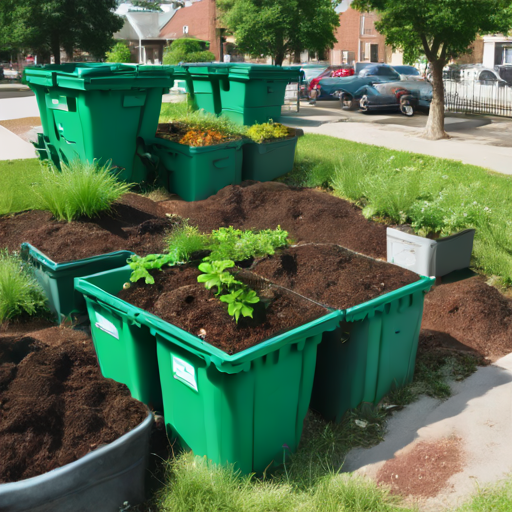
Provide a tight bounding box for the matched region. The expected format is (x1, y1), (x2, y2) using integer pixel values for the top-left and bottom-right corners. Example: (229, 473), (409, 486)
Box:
(310, 276), (435, 422)
(23, 63), (174, 182)
(75, 266), (341, 473)
(140, 136), (244, 201)
(220, 65), (300, 125)
(21, 242), (133, 324)
(177, 63), (231, 115)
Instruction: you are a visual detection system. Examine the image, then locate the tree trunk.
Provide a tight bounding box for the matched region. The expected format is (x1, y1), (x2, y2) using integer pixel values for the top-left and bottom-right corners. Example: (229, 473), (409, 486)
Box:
(293, 48), (301, 63)
(51, 33), (61, 65)
(274, 51), (285, 66)
(422, 60), (448, 140)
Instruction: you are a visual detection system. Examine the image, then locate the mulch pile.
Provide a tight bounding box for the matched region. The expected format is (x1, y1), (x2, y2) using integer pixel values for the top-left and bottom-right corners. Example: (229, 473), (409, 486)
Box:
(160, 181), (388, 259)
(422, 276), (512, 361)
(376, 437), (463, 498)
(0, 193), (172, 263)
(118, 265), (328, 354)
(250, 244), (419, 310)
(0, 327), (148, 483)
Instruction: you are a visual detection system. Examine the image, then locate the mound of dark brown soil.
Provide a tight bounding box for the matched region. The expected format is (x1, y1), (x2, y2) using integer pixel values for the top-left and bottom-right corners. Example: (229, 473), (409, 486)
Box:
(422, 276), (512, 361)
(0, 194), (173, 263)
(0, 327), (147, 483)
(160, 182), (387, 259)
(118, 265), (328, 354)
(250, 244), (419, 310)
(376, 437), (463, 498)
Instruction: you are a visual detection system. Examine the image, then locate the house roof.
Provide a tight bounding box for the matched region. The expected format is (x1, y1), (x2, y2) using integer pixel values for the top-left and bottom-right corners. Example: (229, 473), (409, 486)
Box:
(114, 8), (179, 41)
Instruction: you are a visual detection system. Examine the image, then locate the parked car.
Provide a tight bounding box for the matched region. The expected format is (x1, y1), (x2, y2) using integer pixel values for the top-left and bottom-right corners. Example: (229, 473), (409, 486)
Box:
(495, 64), (512, 86)
(314, 64), (402, 108)
(292, 63), (329, 99)
(358, 80), (433, 116)
(308, 65), (355, 95)
(443, 64), (506, 84)
(392, 65), (423, 81)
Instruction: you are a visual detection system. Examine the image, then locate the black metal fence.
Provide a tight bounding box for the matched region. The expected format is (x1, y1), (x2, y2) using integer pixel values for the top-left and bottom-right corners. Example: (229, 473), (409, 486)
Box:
(444, 79), (512, 117)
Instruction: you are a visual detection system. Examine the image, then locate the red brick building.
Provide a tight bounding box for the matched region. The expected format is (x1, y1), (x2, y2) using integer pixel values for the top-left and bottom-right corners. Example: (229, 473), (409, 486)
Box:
(330, 1), (400, 66)
(159, 0), (222, 61)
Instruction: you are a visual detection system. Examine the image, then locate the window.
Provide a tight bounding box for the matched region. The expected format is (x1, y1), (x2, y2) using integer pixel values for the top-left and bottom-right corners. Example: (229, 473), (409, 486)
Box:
(183, 25), (188, 34)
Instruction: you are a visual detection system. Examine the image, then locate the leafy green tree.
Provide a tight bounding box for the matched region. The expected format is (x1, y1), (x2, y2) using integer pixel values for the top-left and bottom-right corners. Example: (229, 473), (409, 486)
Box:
(131, 1), (162, 11)
(163, 38), (215, 65)
(105, 41), (132, 63)
(218, 0), (340, 66)
(352, 0), (512, 140)
(0, 0), (123, 64)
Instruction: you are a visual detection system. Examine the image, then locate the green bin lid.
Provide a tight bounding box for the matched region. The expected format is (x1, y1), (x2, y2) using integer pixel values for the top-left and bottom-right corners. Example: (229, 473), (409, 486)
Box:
(227, 64), (300, 81)
(23, 63), (174, 89)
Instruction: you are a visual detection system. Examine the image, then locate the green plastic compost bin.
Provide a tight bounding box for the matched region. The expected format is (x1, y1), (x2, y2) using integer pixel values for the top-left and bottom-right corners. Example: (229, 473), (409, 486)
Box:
(141, 136), (244, 201)
(20, 243), (133, 324)
(220, 65), (300, 125)
(242, 129), (298, 182)
(310, 276), (435, 422)
(23, 63), (175, 182)
(176, 63), (231, 115)
(74, 265), (341, 473)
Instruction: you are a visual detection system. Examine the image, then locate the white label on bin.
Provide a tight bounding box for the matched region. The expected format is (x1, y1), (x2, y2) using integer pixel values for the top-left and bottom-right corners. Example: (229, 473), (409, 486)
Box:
(172, 355), (198, 392)
(95, 313), (119, 339)
(52, 99), (59, 104)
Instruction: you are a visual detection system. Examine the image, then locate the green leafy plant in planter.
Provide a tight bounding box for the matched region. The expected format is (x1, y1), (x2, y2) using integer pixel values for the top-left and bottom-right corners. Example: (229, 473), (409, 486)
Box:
(246, 122), (290, 143)
(197, 260), (260, 323)
(127, 254), (177, 285)
(0, 250), (47, 323)
(206, 226), (289, 262)
(165, 224), (209, 264)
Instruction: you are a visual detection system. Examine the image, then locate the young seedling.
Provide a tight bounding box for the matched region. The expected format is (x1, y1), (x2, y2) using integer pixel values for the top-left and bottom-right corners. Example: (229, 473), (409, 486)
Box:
(196, 260), (240, 295)
(127, 254), (176, 285)
(219, 288), (260, 323)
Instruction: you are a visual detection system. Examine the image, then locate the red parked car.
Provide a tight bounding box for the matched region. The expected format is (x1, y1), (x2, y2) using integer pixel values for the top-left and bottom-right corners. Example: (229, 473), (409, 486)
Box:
(308, 65), (354, 93)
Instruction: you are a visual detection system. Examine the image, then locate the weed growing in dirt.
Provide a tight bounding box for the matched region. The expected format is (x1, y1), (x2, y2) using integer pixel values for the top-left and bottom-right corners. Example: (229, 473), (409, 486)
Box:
(0, 250), (47, 323)
(127, 254), (178, 285)
(36, 160), (130, 222)
(165, 224), (208, 263)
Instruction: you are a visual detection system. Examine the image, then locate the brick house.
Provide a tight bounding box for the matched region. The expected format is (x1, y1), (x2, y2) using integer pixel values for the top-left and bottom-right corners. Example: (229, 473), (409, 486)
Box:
(330, 0), (402, 66)
(159, 0), (223, 61)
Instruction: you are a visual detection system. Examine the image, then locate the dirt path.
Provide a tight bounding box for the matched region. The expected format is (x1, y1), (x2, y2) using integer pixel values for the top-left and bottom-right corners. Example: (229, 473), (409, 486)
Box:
(342, 352), (512, 510)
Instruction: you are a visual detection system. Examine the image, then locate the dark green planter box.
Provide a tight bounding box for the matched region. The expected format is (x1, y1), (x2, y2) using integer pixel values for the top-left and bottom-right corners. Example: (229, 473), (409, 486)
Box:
(21, 242), (133, 324)
(242, 130), (298, 182)
(310, 276), (435, 422)
(143, 136), (244, 202)
(75, 265), (341, 474)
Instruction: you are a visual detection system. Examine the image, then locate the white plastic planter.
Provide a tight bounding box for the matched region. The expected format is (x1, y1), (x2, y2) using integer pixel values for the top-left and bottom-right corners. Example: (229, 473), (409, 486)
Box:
(0, 411), (153, 512)
(386, 227), (475, 277)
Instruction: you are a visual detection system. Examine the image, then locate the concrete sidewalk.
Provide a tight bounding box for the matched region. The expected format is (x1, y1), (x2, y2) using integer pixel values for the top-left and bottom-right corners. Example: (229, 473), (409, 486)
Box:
(301, 120), (512, 175)
(343, 352), (512, 510)
(0, 125), (37, 160)
(0, 95), (39, 121)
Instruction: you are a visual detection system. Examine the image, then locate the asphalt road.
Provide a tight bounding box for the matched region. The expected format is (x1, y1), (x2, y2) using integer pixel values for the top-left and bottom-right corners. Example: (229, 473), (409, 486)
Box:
(0, 82), (34, 99)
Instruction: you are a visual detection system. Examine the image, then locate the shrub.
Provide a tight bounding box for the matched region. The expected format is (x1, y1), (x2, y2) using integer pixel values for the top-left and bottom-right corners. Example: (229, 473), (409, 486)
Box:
(37, 160), (131, 222)
(163, 38), (215, 65)
(105, 41), (132, 63)
(0, 250), (47, 323)
(246, 122), (290, 143)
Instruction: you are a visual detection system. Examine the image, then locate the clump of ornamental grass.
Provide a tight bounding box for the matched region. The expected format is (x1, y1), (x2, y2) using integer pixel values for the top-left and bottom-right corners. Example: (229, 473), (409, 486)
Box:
(0, 250), (47, 323)
(37, 160), (130, 222)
